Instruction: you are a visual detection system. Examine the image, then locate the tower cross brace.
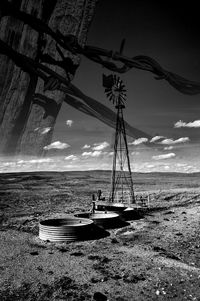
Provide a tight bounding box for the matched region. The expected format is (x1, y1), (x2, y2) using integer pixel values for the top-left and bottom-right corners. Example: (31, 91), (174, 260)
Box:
(103, 74), (135, 205)
(109, 99), (135, 204)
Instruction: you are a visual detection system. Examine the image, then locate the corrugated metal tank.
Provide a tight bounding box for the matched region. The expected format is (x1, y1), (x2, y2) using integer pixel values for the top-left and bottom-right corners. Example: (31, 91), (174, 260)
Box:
(74, 211), (121, 229)
(120, 207), (144, 220)
(95, 202), (128, 213)
(39, 217), (94, 242)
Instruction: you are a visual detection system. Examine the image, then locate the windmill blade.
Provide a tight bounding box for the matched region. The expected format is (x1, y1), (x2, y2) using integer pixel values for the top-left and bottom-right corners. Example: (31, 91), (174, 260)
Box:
(106, 91), (113, 97)
(103, 74), (128, 105)
(121, 94), (126, 100)
(120, 94), (126, 100)
(115, 76), (119, 85)
(108, 95), (113, 101)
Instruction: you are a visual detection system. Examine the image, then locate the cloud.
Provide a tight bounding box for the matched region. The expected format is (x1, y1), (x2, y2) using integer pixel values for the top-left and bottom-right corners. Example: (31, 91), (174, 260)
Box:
(82, 144), (91, 149)
(34, 127), (51, 134)
(129, 137), (148, 145)
(176, 163), (187, 167)
(1, 158), (54, 171)
(66, 120), (73, 127)
(91, 151), (103, 157)
(2, 162), (16, 167)
(82, 151), (103, 157)
(131, 151), (140, 156)
(159, 137), (189, 145)
(18, 158), (53, 164)
(40, 127), (51, 134)
(145, 164), (155, 168)
(44, 141), (70, 150)
(150, 136), (165, 143)
(164, 165), (170, 170)
(29, 158), (53, 163)
(152, 153), (176, 160)
(164, 146), (174, 150)
(82, 152), (92, 157)
(92, 141), (109, 151)
(174, 120), (200, 128)
(64, 155), (77, 161)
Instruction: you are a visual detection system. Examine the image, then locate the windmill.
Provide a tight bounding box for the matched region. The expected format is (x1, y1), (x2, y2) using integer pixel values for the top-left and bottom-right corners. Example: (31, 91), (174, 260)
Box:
(103, 74), (135, 205)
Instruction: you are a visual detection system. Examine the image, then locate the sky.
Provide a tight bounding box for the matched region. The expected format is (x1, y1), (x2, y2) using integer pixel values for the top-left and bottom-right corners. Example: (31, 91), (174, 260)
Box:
(1, 0), (200, 173)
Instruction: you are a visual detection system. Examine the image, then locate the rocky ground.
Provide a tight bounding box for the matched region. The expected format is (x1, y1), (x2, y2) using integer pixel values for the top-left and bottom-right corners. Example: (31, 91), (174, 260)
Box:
(0, 171), (200, 300)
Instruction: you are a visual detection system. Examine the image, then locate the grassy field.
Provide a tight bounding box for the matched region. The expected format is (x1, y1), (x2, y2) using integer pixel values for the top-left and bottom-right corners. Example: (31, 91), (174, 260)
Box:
(0, 171), (200, 300)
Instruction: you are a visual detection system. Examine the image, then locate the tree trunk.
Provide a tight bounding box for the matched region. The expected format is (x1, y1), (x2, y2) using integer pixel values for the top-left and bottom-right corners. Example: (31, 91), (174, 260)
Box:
(0, 0), (98, 156)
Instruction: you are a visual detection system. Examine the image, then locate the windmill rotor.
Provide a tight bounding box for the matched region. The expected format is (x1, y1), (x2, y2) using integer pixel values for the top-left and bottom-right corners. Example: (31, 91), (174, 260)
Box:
(103, 74), (127, 106)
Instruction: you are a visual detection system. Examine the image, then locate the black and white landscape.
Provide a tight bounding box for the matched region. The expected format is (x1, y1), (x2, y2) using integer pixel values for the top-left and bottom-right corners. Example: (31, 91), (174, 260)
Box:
(0, 171), (200, 300)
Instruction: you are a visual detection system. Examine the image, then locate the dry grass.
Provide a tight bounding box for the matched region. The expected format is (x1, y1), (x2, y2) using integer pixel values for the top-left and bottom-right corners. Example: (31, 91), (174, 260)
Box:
(0, 171), (200, 300)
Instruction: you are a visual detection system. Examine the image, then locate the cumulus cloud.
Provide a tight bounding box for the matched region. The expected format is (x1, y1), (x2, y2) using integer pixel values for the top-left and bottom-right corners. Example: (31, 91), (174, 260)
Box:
(92, 141), (109, 151)
(164, 165), (170, 170)
(152, 153), (176, 160)
(82, 144), (91, 149)
(40, 127), (51, 134)
(145, 164), (155, 168)
(159, 137), (189, 145)
(44, 141), (70, 150)
(19, 158), (53, 164)
(34, 127), (51, 134)
(150, 136), (165, 143)
(174, 120), (200, 128)
(64, 155), (77, 161)
(131, 151), (140, 156)
(129, 137), (148, 145)
(176, 163), (187, 167)
(82, 151), (103, 157)
(91, 151), (103, 157)
(66, 120), (73, 127)
(82, 152), (92, 157)
(2, 162), (16, 167)
(164, 146), (174, 150)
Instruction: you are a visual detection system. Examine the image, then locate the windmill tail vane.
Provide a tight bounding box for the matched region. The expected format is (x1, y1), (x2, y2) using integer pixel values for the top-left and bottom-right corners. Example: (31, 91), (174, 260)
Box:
(102, 74), (115, 88)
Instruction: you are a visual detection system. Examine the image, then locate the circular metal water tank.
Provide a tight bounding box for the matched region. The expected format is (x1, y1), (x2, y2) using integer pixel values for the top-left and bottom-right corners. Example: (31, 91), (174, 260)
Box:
(39, 217), (94, 242)
(74, 211), (121, 229)
(95, 202), (127, 213)
(121, 207), (146, 220)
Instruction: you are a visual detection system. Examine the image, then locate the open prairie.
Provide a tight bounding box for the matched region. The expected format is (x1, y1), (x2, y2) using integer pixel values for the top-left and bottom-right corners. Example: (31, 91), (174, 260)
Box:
(0, 171), (200, 300)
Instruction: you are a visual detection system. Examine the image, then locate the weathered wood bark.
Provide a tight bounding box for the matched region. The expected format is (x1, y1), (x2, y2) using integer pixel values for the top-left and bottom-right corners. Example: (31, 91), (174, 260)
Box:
(0, 0), (46, 155)
(0, 0), (98, 156)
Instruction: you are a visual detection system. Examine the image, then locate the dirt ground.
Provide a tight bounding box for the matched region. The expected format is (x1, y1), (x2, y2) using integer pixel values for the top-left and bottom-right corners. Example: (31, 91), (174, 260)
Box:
(0, 171), (200, 300)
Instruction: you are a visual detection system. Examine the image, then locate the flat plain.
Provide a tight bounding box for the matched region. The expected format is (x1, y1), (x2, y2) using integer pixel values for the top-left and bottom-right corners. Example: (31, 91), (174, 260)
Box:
(0, 171), (200, 300)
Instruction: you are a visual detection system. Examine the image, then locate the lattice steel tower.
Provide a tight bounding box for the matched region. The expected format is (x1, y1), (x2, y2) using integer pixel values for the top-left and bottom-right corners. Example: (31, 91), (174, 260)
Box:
(103, 74), (135, 204)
